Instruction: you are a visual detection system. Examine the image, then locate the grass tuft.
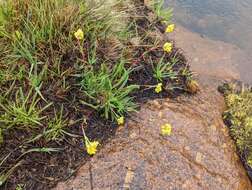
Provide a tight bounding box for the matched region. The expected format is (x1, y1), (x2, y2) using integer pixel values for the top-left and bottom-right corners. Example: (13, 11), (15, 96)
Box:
(80, 60), (139, 120)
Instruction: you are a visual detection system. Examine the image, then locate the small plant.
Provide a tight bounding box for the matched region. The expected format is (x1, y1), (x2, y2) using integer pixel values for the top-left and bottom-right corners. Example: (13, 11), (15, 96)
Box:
(44, 106), (69, 142)
(80, 61), (139, 121)
(153, 0), (173, 22)
(152, 56), (177, 82)
(0, 88), (51, 142)
(223, 85), (252, 168)
(19, 147), (62, 157)
(0, 159), (23, 187)
(0, 154), (12, 188)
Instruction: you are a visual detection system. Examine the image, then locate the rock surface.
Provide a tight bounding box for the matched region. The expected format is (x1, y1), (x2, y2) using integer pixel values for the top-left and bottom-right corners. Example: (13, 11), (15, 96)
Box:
(170, 25), (252, 83)
(55, 78), (251, 190)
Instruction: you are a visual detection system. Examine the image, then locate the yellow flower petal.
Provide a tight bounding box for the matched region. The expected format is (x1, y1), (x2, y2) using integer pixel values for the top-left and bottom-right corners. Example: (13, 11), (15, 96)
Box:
(117, 116), (124, 125)
(163, 42), (173, 53)
(86, 141), (99, 155)
(161, 123), (172, 136)
(74, 28), (84, 40)
(155, 83), (162, 93)
(165, 24), (175, 33)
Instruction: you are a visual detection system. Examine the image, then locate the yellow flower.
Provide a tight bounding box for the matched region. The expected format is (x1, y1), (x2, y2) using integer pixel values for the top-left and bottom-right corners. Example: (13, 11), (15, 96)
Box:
(74, 28), (84, 40)
(226, 94), (239, 107)
(165, 24), (175, 33)
(163, 42), (173, 53)
(248, 159), (252, 168)
(161, 123), (172, 136)
(155, 83), (162, 93)
(117, 116), (124, 125)
(86, 141), (99, 155)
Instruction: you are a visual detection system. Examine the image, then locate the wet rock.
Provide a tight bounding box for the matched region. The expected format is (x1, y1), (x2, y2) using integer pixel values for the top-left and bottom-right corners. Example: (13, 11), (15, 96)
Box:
(170, 24), (252, 84)
(54, 79), (251, 190)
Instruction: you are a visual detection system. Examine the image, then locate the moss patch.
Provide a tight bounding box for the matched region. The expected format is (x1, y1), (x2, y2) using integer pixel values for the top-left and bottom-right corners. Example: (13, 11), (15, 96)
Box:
(221, 83), (252, 180)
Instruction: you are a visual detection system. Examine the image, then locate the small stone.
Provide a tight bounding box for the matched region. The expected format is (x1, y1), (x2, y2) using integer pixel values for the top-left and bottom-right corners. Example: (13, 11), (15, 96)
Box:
(185, 146), (190, 151)
(152, 100), (162, 109)
(210, 125), (217, 132)
(182, 180), (190, 188)
(123, 167), (135, 189)
(163, 102), (170, 108)
(222, 143), (227, 148)
(130, 132), (137, 139)
(158, 112), (163, 118)
(148, 118), (154, 122)
(217, 176), (222, 183)
(193, 57), (199, 62)
(196, 152), (203, 163)
(195, 172), (201, 179)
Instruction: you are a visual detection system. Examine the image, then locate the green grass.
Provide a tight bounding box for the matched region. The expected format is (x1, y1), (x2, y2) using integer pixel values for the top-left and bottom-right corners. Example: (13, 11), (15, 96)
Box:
(0, 0), (192, 145)
(0, 0), (125, 141)
(152, 55), (178, 82)
(44, 105), (69, 142)
(152, 0), (173, 23)
(80, 60), (139, 120)
(0, 0), (193, 187)
(0, 88), (52, 130)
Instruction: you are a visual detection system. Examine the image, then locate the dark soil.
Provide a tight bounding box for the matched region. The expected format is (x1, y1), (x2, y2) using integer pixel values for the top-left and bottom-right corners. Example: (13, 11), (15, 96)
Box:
(0, 1), (192, 190)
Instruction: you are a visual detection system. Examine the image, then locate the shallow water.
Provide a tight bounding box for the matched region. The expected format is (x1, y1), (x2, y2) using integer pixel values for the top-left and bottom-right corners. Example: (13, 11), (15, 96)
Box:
(165, 0), (252, 83)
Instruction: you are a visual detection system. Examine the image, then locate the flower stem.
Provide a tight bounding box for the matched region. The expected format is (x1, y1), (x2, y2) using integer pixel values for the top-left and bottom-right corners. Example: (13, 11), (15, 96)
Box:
(81, 124), (89, 145)
(77, 40), (85, 63)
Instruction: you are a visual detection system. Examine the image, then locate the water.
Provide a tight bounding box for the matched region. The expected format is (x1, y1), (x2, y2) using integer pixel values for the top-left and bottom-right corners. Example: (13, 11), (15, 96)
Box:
(165, 0), (252, 83)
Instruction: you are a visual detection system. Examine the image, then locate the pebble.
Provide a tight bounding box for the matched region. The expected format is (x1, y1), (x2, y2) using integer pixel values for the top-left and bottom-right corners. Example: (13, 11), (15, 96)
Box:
(196, 152), (203, 163)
